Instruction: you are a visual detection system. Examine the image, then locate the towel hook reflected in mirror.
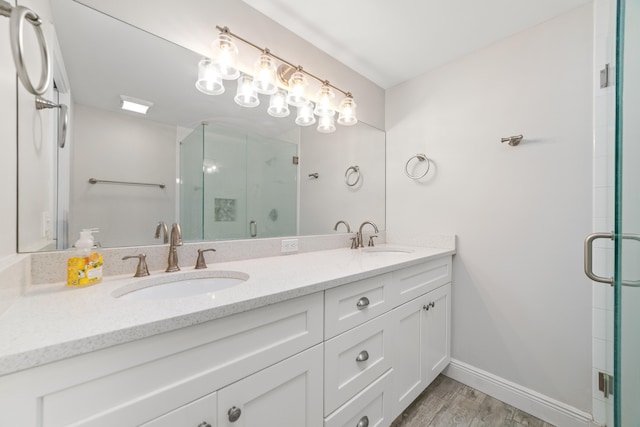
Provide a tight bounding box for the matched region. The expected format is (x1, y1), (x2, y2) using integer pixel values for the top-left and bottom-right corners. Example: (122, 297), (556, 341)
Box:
(36, 97), (68, 148)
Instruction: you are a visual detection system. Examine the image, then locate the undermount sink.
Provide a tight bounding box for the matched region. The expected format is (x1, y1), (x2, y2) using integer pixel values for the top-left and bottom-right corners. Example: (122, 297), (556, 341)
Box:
(112, 270), (249, 301)
(361, 247), (414, 254)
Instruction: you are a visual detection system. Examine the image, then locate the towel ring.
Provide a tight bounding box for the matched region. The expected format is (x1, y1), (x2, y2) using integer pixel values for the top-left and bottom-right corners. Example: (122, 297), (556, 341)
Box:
(405, 154), (431, 180)
(0, 2), (51, 95)
(345, 165), (360, 187)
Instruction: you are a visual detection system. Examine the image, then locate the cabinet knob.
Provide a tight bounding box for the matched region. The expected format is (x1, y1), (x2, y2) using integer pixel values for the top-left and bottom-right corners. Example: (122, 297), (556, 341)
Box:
(356, 297), (370, 309)
(423, 302), (435, 311)
(357, 415), (370, 427)
(197, 423), (211, 427)
(356, 350), (369, 362)
(228, 406), (242, 422)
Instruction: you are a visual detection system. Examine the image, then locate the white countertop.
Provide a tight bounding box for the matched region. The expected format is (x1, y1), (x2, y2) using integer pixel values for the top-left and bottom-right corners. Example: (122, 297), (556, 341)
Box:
(0, 245), (454, 376)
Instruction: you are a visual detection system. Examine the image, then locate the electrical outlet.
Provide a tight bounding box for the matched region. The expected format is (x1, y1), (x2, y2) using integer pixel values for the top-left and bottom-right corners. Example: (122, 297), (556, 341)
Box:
(281, 239), (299, 254)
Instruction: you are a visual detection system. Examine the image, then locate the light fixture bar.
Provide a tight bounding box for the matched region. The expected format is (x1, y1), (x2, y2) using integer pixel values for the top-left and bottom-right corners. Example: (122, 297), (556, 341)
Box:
(215, 26), (352, 98)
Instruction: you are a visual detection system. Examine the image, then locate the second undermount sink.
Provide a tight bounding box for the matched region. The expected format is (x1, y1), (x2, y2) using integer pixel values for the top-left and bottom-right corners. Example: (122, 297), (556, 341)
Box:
(112, 270), (249, 301)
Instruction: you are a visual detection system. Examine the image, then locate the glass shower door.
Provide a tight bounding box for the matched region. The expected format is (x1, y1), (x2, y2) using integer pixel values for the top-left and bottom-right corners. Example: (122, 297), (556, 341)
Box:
(614, 0), (640, 424)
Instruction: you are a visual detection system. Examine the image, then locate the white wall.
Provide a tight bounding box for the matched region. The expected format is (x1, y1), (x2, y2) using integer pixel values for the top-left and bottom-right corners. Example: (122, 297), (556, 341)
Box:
(70, 104), (176, 247)
(0, 0), (16, 259)
(386, 5), (593, 412)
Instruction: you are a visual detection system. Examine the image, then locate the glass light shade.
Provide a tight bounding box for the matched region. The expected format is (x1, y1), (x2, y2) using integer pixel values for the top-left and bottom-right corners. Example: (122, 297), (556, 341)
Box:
(212, 33), (240, 80)
(337, 96), (358, 126)
(317, 114), (336, 133)
(313, 84), (336, 117)
(286, 71), (308, 107)
(267, 89), (290, 117)
(252, 53), (277, 95)
(195, 58), (224, 95)
(295, 101), (316, 126)
(234, 74), (259, 108)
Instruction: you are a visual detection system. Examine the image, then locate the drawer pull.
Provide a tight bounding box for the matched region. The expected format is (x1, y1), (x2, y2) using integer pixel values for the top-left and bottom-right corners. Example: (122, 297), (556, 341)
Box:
(356, 297), (370, 309)
(356, 350), (369, 362)
(197, 423), (211, 427)
(357, 415), (370, 427)
(228, 406), (242, 422)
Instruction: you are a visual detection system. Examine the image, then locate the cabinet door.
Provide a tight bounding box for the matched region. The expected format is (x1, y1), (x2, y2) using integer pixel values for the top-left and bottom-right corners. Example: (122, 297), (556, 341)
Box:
(390, 294), (428, 418)
(424, 283), (451, 385)
(217, 344), (323, 427)
(141, 392), (217, 427)
(391, 283), (451, 418)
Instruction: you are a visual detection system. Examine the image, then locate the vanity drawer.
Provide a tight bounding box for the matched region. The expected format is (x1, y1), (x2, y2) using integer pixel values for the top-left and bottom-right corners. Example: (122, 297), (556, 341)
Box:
(324, 369), (393, 427)
(19, 293), (323, 427)
(392, 256), (452, 306)
(325, 272), (393, 338)
(324, 310), (393, 415)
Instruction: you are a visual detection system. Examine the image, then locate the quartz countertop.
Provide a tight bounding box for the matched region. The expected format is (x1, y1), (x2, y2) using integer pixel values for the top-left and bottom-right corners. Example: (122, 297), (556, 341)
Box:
(0, 245), (454, 376)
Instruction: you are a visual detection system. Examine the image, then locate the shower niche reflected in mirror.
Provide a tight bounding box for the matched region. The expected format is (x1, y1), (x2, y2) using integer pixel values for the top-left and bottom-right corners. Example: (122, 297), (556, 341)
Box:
(16, 0), (385, 252)
(180, 123), (298, 242)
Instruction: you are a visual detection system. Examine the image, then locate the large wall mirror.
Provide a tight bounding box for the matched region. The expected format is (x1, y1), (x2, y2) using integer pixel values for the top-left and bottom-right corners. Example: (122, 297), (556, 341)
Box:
(17, 0), (385, 252)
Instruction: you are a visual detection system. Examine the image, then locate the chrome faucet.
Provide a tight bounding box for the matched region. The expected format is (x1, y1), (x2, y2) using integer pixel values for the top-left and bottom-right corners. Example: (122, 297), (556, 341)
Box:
(357, 221), (379, 248)
(166, 223), (182, 272)
(154, 221), (168, 244)
(333, 220), (351, 233)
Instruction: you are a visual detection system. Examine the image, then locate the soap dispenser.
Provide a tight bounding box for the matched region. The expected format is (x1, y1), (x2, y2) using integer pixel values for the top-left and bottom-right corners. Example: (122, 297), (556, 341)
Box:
(67, 228), (103, 287)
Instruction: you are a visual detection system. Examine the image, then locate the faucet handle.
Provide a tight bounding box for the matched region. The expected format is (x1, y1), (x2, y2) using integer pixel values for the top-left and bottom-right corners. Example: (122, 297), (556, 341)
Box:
(368, 235), (378, 247)
(122, 254), (150, 277)
(350, 237), (358, 250)
(155, 221), (168, 244)
(195, 248), (217, 269)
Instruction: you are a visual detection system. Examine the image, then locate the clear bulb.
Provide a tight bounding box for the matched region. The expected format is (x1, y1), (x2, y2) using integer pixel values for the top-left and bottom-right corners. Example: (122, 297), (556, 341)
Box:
(234, 74), (259, 108)
(286, 71), (308, 107)
(268, 89), (290, 117)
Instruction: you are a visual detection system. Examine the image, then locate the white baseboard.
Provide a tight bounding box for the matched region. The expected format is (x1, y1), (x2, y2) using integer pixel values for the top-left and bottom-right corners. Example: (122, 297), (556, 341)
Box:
(443, 359), (595, 427)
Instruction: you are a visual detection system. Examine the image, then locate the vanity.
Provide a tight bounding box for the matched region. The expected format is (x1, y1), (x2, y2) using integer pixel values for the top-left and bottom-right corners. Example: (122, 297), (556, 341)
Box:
(0, 246), (453, 426)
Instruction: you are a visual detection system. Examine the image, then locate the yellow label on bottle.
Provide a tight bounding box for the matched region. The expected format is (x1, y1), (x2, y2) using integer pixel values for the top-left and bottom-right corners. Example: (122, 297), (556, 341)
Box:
(67, 252), (103, 287)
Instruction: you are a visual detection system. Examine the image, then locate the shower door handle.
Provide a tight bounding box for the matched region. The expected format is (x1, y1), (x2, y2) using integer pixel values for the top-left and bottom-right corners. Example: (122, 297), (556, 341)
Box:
(249, 220), (257, 238)
(584, 232), (640, 287)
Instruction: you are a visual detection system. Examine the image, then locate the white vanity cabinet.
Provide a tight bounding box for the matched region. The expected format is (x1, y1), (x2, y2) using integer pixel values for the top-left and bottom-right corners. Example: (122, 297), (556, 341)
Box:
(0, 292), (323, 427)
(322, 255), (452, 426)
(0, 253), (453, 427)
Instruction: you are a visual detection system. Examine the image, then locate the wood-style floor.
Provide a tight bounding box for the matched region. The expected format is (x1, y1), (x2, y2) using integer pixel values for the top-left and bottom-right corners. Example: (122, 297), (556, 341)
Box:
(390, 375), (556, 427)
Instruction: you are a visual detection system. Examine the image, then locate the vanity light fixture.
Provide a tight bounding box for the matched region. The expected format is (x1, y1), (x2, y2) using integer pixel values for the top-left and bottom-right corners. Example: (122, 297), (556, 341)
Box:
(120, 95), (152, 114)
(196, 25), (358, 132)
